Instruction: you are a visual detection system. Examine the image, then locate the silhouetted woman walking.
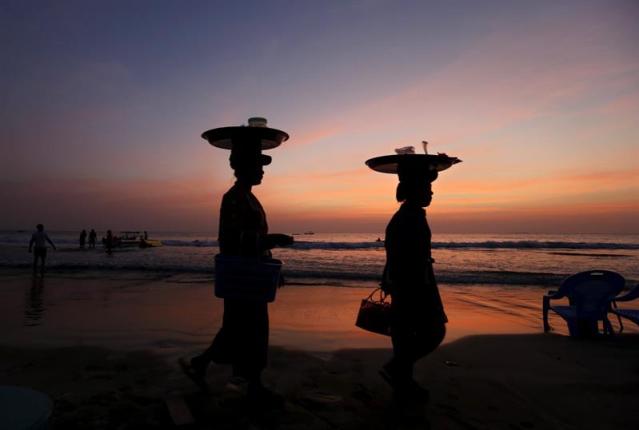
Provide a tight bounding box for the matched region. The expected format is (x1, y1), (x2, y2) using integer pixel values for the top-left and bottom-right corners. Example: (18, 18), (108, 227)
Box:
(182, 118), (292, 407)
(366, 144), (461, 398)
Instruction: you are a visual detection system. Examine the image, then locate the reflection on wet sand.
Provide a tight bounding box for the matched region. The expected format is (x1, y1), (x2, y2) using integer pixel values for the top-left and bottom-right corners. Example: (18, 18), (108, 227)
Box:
(24, 275), (46, 326)
(2, 273), (636, 355)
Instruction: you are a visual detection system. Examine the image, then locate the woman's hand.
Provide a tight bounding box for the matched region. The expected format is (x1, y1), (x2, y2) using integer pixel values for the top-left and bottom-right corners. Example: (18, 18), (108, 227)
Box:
(263, 233), (294, 249)
(271, 234), (294, 247)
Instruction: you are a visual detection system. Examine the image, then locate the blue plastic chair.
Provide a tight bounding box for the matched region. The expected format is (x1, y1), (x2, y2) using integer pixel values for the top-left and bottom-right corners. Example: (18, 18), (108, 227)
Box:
(0, 386), (52, 429)
(543, 270), (625, 337)
(610, 284), (639, 334)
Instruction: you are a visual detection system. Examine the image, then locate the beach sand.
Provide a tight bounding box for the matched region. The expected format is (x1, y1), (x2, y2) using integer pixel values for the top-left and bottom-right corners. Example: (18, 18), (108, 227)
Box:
(1, 270), (638, 429)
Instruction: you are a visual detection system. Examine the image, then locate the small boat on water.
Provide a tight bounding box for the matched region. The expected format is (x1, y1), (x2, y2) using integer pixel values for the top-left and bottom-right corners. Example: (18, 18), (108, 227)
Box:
(103, 231), (163, 248)
(140, 238), (162, 248)
(118, 231), (144, 247)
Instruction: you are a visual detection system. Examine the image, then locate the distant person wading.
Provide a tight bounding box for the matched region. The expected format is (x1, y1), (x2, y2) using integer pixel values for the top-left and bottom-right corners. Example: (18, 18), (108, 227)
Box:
(79, 229), (87, 248)
(88, 229), (97, 249)
(181, 118), (293, 407)
(28, 224), (57, 275)
(105, 230), (114, 255)
(366, 143), (461, 399)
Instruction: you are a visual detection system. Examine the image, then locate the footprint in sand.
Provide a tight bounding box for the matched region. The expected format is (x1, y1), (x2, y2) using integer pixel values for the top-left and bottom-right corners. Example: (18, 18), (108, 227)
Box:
(298, 391), (343, 409)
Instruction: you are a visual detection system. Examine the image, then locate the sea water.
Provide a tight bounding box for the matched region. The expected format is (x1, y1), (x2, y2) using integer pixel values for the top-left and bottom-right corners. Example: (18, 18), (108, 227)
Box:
(1, 231), (637, 287)
(2, 231), (637, 350)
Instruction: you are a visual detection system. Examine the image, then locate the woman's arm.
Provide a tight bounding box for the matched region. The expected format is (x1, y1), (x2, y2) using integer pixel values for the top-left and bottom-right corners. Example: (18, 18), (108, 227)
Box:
(262, 233), (294, 250)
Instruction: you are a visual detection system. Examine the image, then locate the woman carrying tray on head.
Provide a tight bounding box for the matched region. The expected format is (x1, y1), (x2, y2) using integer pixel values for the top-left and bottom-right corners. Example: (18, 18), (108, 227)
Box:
(181, 118), (293, 407)
(366, 143), (461, 399)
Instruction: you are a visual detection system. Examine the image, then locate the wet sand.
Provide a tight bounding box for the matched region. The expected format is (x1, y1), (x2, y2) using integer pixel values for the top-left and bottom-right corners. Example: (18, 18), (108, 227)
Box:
(0, 269), (548, 354)
(1, 269), (638, 428)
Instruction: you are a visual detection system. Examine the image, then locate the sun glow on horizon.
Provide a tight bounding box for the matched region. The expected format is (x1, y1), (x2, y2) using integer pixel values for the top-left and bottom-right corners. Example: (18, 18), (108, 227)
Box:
(1, 1), (637, 233)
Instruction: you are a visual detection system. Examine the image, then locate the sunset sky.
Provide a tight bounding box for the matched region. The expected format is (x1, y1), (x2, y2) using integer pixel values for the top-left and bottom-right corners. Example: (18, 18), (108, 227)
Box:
(2, 0), (638, 234)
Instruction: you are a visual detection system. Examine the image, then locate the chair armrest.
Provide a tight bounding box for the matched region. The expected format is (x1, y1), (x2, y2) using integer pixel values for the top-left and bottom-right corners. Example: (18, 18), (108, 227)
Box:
(544, 290), (564, 300)
(615, 285), (639, 302)
(543, 294), (554, 332)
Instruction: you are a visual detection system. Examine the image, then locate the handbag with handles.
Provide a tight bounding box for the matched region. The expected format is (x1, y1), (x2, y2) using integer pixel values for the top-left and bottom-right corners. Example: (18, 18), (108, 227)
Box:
(355, 287), (392, 336)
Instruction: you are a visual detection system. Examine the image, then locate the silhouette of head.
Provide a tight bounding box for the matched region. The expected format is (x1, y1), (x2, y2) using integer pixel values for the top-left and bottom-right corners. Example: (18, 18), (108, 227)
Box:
(229, 142), (271, 186)
(203, 118), (288, 187)
(396, 167), (438, 207)
(36, 224), (44, 232)
(366, 149), (460, 208)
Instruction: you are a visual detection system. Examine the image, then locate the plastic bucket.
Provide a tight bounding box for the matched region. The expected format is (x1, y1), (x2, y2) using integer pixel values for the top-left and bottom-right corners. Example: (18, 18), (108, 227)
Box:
(214, 254), (282, 302)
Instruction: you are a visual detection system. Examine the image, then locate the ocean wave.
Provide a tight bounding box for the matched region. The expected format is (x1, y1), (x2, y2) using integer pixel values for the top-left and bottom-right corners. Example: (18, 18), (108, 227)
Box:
(0, 236), (82, 246)
(288, 240), (639, 251)
(160, 239), (639, 251)
(161, 239), (217, 247)
(280, 269), (571, 286)
(432, 241), (639, 250)
(2, 236), (637, 251)
(0, 262), (215, 274)
(2, 262), (634, 287)
(0, 237), (218, 247)
(292, 241), (384, 250)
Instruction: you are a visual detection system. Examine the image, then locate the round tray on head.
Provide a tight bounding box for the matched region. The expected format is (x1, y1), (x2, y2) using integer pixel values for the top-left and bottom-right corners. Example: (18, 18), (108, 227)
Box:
(365, 154), (461, 174)
(202, 126), (289, 150)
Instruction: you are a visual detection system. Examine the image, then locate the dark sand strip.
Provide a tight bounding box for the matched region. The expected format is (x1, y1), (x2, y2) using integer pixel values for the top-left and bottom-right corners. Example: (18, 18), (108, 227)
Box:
(2, 334), (638, 429)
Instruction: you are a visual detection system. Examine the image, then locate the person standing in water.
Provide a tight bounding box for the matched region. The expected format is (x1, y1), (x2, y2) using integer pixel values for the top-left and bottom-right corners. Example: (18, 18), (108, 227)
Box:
(88, 229), (97, 248)
(366, 144), (461, 399)
(79, 229), (87, 248)
(28, 224), (57, 274)
(105, 230), (114, 255)
(181, 118), (293, 406)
